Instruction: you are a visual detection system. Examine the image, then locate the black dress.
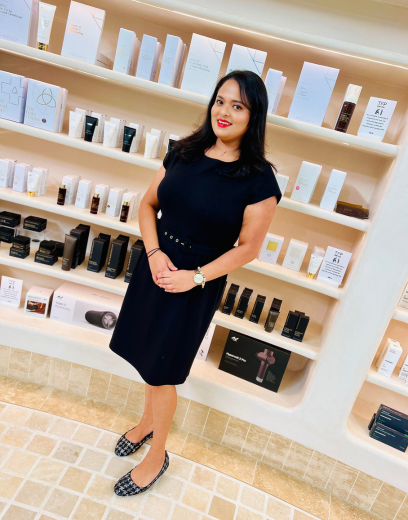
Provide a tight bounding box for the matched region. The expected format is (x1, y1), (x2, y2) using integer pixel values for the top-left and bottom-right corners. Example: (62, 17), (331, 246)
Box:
(109, 149), (282, 386)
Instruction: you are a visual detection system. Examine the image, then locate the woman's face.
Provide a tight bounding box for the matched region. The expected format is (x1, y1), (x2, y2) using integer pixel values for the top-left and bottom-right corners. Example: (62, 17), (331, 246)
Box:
(211, 79), (251, 143)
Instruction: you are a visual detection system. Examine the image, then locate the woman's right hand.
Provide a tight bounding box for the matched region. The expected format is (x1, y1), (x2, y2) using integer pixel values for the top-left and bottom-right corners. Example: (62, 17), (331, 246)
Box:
(148, 250), (178, 286)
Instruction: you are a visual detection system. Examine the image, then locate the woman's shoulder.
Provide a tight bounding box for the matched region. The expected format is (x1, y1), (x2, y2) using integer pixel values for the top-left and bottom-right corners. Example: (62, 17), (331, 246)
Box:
(247, 161), (282, 205)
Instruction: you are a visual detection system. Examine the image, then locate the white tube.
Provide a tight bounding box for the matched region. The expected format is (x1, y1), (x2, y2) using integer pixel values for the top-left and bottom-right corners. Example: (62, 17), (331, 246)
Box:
(37, 3), (56, 51)
(103, 122), (119, 148)
(307, 254), (324, 279)
(144, 132), (158, 158)
(129, 123), (145, 153)
(27, 171), (41, 197)
(69, 111), (84, 138)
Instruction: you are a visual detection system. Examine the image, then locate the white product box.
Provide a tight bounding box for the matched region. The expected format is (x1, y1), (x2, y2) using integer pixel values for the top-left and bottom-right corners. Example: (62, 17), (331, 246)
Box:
(398, 282), (408, 309)
(136, 35), (162, 81)
(0, 159), (16, 188)
(288, 62), (339, 126)
(0, 0), (39, 47)
(282, 239), (308, 272)
(376, 338), (402, 378)
(106, 187), (127, 217)
(226, 44), (267, 76)
(30, 168), (45, 196)
(275, 174), (289, 196)
(61, 1), (106, 65)
(175, 43), (187, 88)
(150, 128), (166, 158)
(62, 174), (81, 205)
(0, 71), (28, 123)
(90, 112), (107, 143)
(357, 97), (397, 142)
(264, 69), (283, 114)
(110, 117), (126, 148)
(50, 282), (123, 335)
(113, 28), (141, 76)
(94, 183), (110, 213)
(24, 286), (54, 319)
(128, 123), (145, 153)
(320, 169), (347, 211)
(316, 246), (352, 288)
(398, 353), (408, 380)
(27, 170), (41, 196)
(12, 163), (32, 193)
(258, 233), (284, 265)
(158, 35), (185, 87)
(75, 108), (91, 138)
(38, 167), (49, 195)
(24, 79), (66, 133)
(122, 191), (141, 220)
(181, 33), (226, 98)
(0, 276), (23, 309)
(290, 161), (322, 204)
(196, 322), (216, 361)
(75, 179), (93, 209)
(271, 76), (286, 115)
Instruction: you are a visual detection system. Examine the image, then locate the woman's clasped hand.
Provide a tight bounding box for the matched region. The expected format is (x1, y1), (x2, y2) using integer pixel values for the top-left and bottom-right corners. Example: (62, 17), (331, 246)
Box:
(147, 250), (195, 293)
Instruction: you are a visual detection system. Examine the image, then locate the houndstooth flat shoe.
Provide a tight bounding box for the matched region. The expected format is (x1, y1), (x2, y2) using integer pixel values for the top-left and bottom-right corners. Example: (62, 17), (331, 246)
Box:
(114, 451), (170, 496)
(115, 429), (153, 457)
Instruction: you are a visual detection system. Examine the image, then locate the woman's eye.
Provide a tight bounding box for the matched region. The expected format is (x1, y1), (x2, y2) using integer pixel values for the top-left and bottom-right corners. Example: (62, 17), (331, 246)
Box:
(216, 99), (223, 104)
(234, 105), (242, 110)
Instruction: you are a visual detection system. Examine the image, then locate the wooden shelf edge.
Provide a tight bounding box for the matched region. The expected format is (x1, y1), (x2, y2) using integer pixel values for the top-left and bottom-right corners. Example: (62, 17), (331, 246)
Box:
(366, 367), (408, 398)
(393, 307), (408, 324)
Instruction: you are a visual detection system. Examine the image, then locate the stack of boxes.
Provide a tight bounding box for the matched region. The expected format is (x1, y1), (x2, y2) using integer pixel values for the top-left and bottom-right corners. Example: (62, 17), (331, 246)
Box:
(369, 405), (408, 452)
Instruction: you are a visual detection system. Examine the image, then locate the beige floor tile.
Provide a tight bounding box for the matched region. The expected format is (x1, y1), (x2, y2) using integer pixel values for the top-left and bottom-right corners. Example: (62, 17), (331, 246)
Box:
(183, 401), (210, 436)
(167, 455), (194, 480)
(283, 442), (314, 480)
(156, 475), (184, 500)
(44, 488), (79, 518)
(182, 434), (256, 485)
(72, 498), (107, 520)
(106, 509), (135, 520)
(325, 462), (359, 500)
(24, 412), (53, 432)
(26, 434), (56, 455)
(97, 431), (120, 452)
(166, 425), (188, 455)
(109, 408), (142, 435)
(30, 458), (66, 483)
(329, 495), (379, 520)
(87, 474), (116, 501)
(293, 511), (317, 519)
(240, 486), (265, 512)
(191, 466), (217, 491)
(15, 480), (50, 508)
(0, 471), (23, 499)
(104, 457), (134, 479)
(304, 452), (336, 490)
(28, 353), (51, 386)
(171, 504), (200, 520)
(124, 381), (146, 416)
(142, 494), (172, 520)
(0, 445), (11, 464)
(8, 368), (29, 380)
(236, 506), (262, 520)
(48, 358), (71, 391)
(48, 417), (78, 438)
(113, 492), (145, 513)
(3, 451), (37, 475)
(202, 409), (229, 444)
(72, 424), (101, 446)
(0, 405), (31, 425)
(208, 495), (236, 520)
(0, 423), (7, 436)
(0, 426), (32, 447)
(106, 375), (131, 408)
(59, 466), (92, 493)
(253, 462), (330, 520)
(2, 504), (36, 520)
(242, 424), (270, 460)
(266, 497), (292, 520)
(216, 476), (241, 501)
(78, 448), (108, 472)
(52, 440), (83, 464)
(370, 483), (406, 520)
(172, 396), (190, 429)
(396, 496), (408, 520)
(347, 472), (382, 511)
(182, 484), (210, 512)
(87, 369), (111, 402)
(222, 417), (250, 452)
(0, 345), (11, 371)
(68, 364), (92, 397)
(262, 433), (292, 470)
(38, 516), (55, 520)
(9, 348), (31, 374)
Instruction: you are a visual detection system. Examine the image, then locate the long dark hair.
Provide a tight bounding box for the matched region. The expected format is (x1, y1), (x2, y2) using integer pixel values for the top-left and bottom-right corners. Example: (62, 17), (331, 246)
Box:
(172, 70), (277, 179)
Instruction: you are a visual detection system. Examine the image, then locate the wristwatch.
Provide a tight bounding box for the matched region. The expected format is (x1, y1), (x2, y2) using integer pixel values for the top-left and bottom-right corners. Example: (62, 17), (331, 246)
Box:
(193, 266), (206, 288)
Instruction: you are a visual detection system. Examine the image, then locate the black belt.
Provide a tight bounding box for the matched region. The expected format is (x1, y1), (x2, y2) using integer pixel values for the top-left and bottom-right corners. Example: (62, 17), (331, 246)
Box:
(157, 219), (228, 256)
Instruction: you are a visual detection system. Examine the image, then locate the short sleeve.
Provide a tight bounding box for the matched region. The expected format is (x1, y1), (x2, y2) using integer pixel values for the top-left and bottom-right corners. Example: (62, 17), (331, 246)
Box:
(246, 163), (282, 206)
(163, 148), (178, 170)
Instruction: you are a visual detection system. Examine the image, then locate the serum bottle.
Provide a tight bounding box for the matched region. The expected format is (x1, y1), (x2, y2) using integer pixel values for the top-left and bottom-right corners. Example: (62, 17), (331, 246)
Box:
(334, 84), (362, 133)
(119, 201), (130, 223)
(90, 192), (100, 215)
(57, 184), (67, 205)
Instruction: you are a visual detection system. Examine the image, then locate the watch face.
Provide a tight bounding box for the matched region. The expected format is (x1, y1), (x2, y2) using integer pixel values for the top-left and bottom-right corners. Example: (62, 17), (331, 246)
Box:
(194, 273), (203, 283)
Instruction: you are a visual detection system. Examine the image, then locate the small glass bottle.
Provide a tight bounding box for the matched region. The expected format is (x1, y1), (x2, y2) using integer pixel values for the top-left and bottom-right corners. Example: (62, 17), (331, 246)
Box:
(334, 84), (362, 133)
(90, 192), (100, 214)
(264, 298), (282, 333)
(119, 201), (130, 223)
(57, 184), (66, 205)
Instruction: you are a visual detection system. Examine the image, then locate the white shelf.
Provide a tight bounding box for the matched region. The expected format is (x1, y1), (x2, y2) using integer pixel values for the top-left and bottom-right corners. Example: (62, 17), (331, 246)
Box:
(366, 366), (408, 399)
(0, 39), (399, 158)
(393, 307), (408, 324)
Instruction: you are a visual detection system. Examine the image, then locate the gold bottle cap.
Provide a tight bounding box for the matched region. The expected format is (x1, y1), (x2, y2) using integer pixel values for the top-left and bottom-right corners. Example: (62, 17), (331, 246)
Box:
(60, 183), (66, 189)
(37, 42), (48, 51)
(123, 201), (129, 206)
(306, 272), (316, 279)
(27, 191), (35, 197)
(93, 193), (99, 198)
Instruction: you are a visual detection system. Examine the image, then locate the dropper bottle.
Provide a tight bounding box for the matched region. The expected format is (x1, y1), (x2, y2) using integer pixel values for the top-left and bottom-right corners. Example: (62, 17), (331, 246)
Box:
(334, 84), (362, 133)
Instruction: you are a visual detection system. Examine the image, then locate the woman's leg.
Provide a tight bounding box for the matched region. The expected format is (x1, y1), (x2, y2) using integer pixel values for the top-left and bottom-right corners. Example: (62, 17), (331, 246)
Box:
(125, 383), (154, 443)
(130, 384), (177, 487)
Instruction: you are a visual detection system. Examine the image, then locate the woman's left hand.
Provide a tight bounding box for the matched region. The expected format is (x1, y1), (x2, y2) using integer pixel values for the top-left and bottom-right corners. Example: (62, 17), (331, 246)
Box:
(156, 269), (196, 293)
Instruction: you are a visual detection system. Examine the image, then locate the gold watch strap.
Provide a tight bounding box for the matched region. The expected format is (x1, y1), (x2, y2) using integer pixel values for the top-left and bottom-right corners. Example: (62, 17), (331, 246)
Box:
(198, 266), (206, 288)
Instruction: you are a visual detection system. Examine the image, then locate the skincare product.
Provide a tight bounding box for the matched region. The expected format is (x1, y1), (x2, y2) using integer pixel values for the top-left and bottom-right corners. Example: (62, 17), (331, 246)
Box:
(120, 201), (130, 223)
(11, 235), (30, 251)
(334, 84), (362, 133)
(122, 126), (136, 153)
(61, 234), (77, 271)
(136, 35), (162, 81)
(27, 170), (41, 197)
(249, 294), (266, 324)
(125, 239), (144, 282)
(398, 282), (408, 309)
(90, 112), (106, 143)
(369, 418), (408, 453)
(227, 44), (267, 76)
(317, 246), (352, 288)
(69, 224), (90, 268)
(61, 1), (106, 65)
(264, 69), (283, 114)
(128, 123), (145, 153)
(158, 35), (185, 87)
(94, 184), (110, 213)
(375, 404), (408, 435)
(320, 169), (347, 211)
(234, 287), (253, 319)
(271, 76), (286, 115)
(37, 2), (56, 51)
(150, 128), (166, 158)
(222, 283), (240, 315)
(103, 121), (118, 147)
(398, 354), (408, 381)
(181, 33), (226, 97)
(57, 184), (67, 205)
(291, 161), (322, 204)
(34, 249), (58, 265)
(84, 115), (98, 142)
(10, 242), (30, 259)
(13, 163), (32, 193)
(0, 211), (21, 227)
(75, 179), (93, 209)
(281, 311), (301, 339)
(24, 79), (66, 133)
(106, 187), (127, 217)
(264, 298), (282, 333)
(0, 226), (16, 243)
(335, 201), (369, 220)
(167, 134), (179, 153)
(23, 215), (46, 232)
(0, 71), (28, 123)
(293, 315), (310, 342)
(113, 28), (141, 76)
(288, 62), (339, 126)
(105, 234), (130, 279)
(62, 174), (80, 205)
(275, 174), (289, 196)
(306, 246), (325, 279)
(75, 108), (90, 138)
(31, 167), (46, 196)
(258, 233), (284, 265)
(24, 286), (53, 318)
(144, 132), (158, 158)
(0, 159), (16, 188)
(0, 0), (39, 47)
(87, 233), (111, 273)
(126, 191), (141, 220)
(358, 97), (397, 142)
(90, 192), (100, 214)
(282, 239), (308, 272)
(109, 118), (126, 147)
(376, 338), (402, 378)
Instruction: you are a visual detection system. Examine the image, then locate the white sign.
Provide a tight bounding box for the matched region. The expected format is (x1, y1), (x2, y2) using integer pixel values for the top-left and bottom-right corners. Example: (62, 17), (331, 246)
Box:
(196, 322), (216, 361)
(357, 97), (397, 142)
(316, 246), (352, 288)
(0, 276), (23, 309)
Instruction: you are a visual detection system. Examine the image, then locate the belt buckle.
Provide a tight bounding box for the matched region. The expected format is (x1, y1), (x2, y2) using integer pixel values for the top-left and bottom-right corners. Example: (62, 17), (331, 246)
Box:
(180, 237), (192, 252)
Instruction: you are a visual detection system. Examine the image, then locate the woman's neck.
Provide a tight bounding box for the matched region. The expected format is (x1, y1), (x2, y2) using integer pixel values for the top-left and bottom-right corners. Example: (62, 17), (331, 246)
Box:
(207, 138), (241, 160)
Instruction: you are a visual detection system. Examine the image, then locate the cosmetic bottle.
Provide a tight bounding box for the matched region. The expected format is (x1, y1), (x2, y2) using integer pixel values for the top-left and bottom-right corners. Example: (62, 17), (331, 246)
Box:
(37, 2), (56, 51)
(334, 84), (362, 133)
(120, 201), (130, 223)
(264, 298), (282, 333)
(122, 126), (136, 153)
(306, 246), (325, 279)
(90, 192), (100, 215)
(61, 234), (77, 271)
(57, 184), (66, 205)
(84, 115), (99, 142)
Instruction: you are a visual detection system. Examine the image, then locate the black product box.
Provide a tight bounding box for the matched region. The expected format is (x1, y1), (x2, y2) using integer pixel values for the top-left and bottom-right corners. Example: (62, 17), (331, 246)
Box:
(105, 235), (129, 279)
(10, 247), (30, 259)
(70, 225), (90, 268)
(0, 226), (16, 243)
(234, 288), (253, 319)
(12, 235), (30, 250)
(125, 239), (144, 283)
(88, 234), (111, 273)
(376, 404), (408, 435)
(281, 311), (301, 339)
(369, 417), (408, 452)
(50, 240), (64, 258)
(39, 240), (57, 254)
(35, 251), (58, 266)
(218, 330), (291, 393)
(23, 216), (47, 232)
(76, 224), (91, 264)
(0, 211), (21, 227)
(222, 283), (240, 315)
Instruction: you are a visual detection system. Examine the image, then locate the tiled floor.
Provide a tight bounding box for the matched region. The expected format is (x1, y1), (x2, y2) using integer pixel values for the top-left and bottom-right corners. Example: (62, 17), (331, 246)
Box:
(0, 401), (317, 520)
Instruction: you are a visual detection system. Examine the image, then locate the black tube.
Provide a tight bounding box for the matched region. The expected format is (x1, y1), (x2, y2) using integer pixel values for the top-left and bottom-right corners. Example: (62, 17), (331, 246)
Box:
(84, 116), (98, 142)
(122, 126), (136, 153)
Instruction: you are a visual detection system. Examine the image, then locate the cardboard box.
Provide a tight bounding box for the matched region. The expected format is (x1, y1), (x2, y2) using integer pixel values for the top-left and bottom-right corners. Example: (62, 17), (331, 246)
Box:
(113, 28), (141, 76)
(0, 71), (28, 123)
(24, 79), (66, 133)
(290, 161), (322, 204)
(226, 44), (267, 76)
(136, 35), (161, 81)
(24, 286), (53, 319)
(258, 233), (284, 265)
(158, 35), (185, 87)
(0, 0), (39, 47)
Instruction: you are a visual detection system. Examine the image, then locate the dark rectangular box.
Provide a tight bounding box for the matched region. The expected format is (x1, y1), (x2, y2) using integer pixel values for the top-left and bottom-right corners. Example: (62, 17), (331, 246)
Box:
(281, 311), (301, 339)
(222, 283), (240, 315)
(39, 240), (56, 254)
(0, 211), (21, 227)
(34, 251), (58, 266)
(376, 404), (408, 435)
(0, 226), (16, 243)
(70, 228), (88, 269)
(10, 247), (30, 259)
(23, 216), (47, 232)
(88, 235), (111, 273)
(13, 235), (30, 249)
(76, 224), (91, 264)
(105, 236), (129, 279)
(369, 419), (408, 452)
(218, 330), (291, 393)
(125, 239), (144, 283)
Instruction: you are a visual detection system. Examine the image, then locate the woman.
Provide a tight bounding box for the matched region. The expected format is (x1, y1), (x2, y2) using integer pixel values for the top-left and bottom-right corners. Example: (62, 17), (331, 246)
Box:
(109, 70), (282, 496)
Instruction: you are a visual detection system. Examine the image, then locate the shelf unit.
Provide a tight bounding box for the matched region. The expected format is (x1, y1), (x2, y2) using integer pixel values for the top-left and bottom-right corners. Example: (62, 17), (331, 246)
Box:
(366, 366), (408, 399)
(1, 0), (408, 494)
